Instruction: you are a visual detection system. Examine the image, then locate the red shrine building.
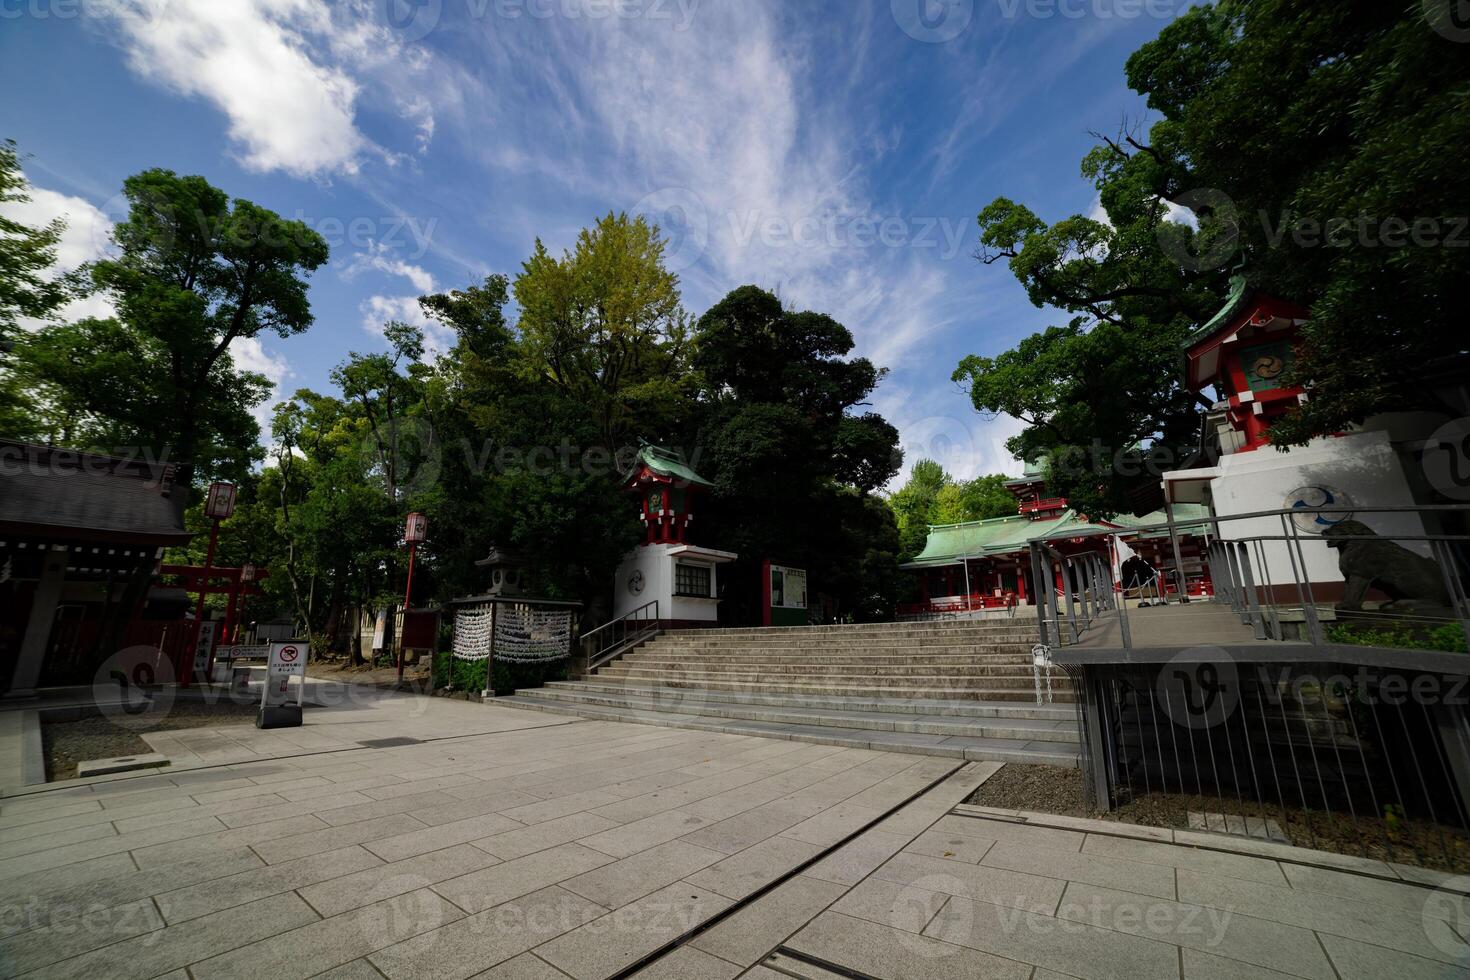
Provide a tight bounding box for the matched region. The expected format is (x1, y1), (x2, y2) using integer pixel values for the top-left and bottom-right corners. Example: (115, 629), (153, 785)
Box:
(1161, 276), (1463, 599)
(1, 442), (193, 695)
(899, 460), (1211, 618)
(612, 445), (737, 628)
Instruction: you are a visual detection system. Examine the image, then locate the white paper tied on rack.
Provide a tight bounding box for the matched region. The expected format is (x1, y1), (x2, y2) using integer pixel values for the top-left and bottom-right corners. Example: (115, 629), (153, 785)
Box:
(494, 606), (572, 663)
(451, 607), (494, 661)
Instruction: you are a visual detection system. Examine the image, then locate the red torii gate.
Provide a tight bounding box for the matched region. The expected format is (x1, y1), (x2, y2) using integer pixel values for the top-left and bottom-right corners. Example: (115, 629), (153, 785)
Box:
(160, 563), (270, 683)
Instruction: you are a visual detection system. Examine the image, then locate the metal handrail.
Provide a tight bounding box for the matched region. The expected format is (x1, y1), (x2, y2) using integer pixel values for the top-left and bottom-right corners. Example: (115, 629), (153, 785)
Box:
(1029, 503), (1470, 653)
(583, 599), (661, 671)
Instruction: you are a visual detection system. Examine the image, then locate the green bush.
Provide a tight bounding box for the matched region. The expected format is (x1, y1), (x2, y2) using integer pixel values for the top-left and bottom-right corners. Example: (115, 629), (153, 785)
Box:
(1326, 623), (1468, 654)
(430, 651), (568, 693)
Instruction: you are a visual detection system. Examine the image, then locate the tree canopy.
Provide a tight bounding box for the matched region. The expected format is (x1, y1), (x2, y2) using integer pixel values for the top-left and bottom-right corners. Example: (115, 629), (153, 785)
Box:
(0, 140), (75, 345)
(4, 168), (329, 483)
(887, 461), (1018, 561)
(956, 1), (1469, 513)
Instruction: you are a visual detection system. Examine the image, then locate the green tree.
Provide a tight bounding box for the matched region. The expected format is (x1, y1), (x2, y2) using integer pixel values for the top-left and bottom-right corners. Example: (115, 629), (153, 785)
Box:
(888, 458), (948, 559)
(961, 3), (1470, 508)
(888, 463), (1018, 560)
(513, 212), (692, 450)
(11, 317), (270, 477)
(933, 474), (1017, 526)
(17, 169), (329, 482)
(0, 140), (75, 344)
(1124, 1), (1470, 443)
(954, 150), (1228, 517)
(415, 271), (644, 620)
(692, 285), (903, 621)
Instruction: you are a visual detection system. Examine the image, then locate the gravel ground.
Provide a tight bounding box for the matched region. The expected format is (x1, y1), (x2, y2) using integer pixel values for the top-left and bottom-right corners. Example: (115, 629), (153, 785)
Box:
(42, 702), (259, 782)
(968, 763), (1470, 873)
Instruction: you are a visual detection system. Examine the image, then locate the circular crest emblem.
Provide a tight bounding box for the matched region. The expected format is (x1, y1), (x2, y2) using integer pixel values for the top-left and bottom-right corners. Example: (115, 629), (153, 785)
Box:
(1285, 485), (1354, 534)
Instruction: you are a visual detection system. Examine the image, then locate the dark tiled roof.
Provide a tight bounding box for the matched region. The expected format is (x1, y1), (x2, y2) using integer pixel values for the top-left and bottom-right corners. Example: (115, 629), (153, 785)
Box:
(0, 441), (191, 544)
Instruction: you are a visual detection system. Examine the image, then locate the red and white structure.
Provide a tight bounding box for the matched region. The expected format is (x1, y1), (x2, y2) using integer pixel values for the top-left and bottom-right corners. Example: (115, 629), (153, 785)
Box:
(613, 445), (736, 629)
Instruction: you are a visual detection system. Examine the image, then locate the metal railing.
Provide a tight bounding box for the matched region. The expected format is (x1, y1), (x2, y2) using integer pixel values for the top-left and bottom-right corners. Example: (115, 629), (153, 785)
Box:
(1030, 504), (1470, 654)
(1028, 545), (1120, 648)
(1040, 503), (1470, 870)
(1069, 654), (1470, 871)
(583, 599), (661, 671)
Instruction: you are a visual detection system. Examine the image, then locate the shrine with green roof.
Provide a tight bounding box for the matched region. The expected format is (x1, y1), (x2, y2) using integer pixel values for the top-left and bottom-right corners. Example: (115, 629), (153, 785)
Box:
(613, 443), (738, 627)
(898, 458), (1213, 617)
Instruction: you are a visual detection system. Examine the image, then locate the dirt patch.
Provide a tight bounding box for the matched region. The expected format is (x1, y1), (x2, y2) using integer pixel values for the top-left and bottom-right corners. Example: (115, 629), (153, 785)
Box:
(306, 660), (432, 690)
(968, 763), (1470, 874)
(42, 701), (259, 782)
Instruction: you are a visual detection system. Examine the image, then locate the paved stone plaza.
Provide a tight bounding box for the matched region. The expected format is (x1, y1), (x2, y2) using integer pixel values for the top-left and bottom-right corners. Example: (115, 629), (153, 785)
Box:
(1, 690), (1467, 979)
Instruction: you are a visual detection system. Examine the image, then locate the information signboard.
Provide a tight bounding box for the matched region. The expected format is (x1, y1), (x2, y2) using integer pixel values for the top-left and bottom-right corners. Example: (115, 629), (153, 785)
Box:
(257, 641), (308, 728)
(764, 562), (809, 627)
(191, 620), (217, 676)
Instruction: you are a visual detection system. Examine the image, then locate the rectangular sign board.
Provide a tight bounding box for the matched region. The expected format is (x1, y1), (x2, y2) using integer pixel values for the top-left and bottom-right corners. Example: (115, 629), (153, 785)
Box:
(262, 641), (308, 709)
(191, 620), (218, 675)
(770, 565), (808, 609)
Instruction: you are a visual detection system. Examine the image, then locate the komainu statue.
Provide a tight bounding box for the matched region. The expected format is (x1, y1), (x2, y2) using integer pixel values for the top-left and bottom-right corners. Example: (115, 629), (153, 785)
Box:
(1323, 520), (1451, 611)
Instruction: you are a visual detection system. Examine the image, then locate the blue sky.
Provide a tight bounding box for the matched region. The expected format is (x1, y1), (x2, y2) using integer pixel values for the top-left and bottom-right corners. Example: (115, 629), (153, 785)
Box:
(1, 0), (1195, 484)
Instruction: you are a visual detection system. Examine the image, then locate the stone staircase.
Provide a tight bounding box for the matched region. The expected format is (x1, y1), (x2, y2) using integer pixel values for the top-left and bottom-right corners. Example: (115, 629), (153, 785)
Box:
(499, 620), (1080, 767)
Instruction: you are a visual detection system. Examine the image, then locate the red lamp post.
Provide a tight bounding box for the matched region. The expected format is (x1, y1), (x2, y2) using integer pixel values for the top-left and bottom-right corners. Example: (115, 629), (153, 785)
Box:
(184, 481), (236, 688)
(399, 512), (427, 683)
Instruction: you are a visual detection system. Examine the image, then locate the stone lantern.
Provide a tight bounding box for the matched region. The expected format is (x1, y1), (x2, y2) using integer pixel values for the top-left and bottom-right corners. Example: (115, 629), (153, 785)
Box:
(475, 544), (527, 597)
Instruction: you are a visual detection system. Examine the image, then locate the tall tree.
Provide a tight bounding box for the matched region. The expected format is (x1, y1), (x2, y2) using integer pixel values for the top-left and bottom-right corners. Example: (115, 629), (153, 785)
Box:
(954, 144), (1229, 517)
(960, 2), (1470, 513)
(0, 139), (75, 344)
(1125, 0), (1470, 444)
(888, 462), (1018, 560)
(19, 169), (329, 481)
(513, 212), (692, 450)
(693, 285), (903, 621)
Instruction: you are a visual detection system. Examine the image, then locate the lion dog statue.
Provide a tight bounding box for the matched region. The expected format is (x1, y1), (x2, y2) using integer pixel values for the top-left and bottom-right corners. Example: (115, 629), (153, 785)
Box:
(1322, 520), (1451, 611)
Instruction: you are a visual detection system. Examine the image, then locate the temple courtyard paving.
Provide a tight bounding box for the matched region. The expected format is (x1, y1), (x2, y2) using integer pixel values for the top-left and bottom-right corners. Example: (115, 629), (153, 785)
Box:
(1, 688), (1467, 979)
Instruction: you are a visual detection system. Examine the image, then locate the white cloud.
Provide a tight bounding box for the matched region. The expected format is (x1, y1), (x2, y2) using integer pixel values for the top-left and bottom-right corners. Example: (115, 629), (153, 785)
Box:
(110, 0), (368, 177)
(360, 294), (454, 359)
(229, 335), (293, 431)
(340, 248), (436, 293)
(0, 183), (117, 329)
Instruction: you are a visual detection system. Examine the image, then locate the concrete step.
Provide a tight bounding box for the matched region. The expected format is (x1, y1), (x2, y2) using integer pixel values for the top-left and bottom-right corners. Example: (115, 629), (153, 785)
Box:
(544, 681), (1075, 721)
(664, 621), (1038, 637)
(599, 665), (1067, 688)
(605, 661), (1055, 679)
(648, 632), (1038, 645)
(572, 673), (1075, 702)
(496, 688), (1080, 767)
(521, 684), (1079, 743)
(640, 640), (1034, 655)
(627, 651), (1036, 664)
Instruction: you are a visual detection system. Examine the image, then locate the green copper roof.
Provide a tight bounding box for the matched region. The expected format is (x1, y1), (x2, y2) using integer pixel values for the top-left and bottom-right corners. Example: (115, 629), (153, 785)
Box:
(1110, 503), (1213, 539)
(1004, 456), (1049, 486)
(902, 510), (1092, 568)
(901, 504), (1214, 568)
(1186, 274), (1251, 349)
(629, 444), (712, 487)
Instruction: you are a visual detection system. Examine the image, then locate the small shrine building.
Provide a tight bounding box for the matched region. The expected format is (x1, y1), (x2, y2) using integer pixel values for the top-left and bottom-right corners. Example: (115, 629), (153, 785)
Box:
(613, 445), (737, 628)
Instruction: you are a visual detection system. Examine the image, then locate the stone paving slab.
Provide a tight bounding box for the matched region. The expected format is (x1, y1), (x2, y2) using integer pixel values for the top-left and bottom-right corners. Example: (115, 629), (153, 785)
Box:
(4, 690), (1465, 980)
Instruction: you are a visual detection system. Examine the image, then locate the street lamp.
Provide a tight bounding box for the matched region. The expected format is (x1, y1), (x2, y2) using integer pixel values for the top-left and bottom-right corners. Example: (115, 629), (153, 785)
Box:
(186, 481), (236, 687)
(399, 512), (427, 684)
